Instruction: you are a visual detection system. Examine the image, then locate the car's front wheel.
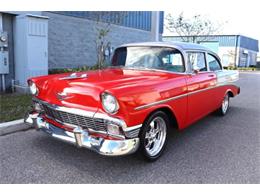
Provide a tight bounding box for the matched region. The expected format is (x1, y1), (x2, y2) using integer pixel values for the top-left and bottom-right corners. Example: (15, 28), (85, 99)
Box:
(138, 111), (169, 161)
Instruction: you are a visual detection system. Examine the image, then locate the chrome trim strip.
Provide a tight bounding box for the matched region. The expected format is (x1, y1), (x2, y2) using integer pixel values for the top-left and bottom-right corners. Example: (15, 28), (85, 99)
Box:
(135, 93), (188, 111)
(124, 124), (142, 132)
(134, 83), (239, 111)
(117, 67), (188, 75)
(59, 73), (88, 80)
(33, 97), (96, 118)
(93, 112), (127, 129)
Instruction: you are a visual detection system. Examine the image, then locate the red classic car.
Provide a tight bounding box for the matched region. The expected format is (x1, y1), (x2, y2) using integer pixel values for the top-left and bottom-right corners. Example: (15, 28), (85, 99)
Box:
(25, 42), (240, 161)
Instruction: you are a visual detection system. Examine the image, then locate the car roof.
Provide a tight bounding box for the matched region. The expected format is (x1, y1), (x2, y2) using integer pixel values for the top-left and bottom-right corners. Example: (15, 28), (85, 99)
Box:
(119, 41), (211, 52)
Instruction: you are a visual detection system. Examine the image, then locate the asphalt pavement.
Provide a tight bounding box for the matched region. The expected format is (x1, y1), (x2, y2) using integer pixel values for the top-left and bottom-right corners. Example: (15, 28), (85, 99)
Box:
(0, 72), (259, 183)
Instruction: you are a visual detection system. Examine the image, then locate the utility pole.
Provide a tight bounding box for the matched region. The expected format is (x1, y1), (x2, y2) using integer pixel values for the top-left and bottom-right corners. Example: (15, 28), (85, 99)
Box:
(151, 11), (160, 41)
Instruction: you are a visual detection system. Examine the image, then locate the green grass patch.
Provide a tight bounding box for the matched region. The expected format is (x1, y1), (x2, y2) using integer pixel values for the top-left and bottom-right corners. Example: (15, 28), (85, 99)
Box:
(224, 66), (260, 71)
(0, 93), (32, 123)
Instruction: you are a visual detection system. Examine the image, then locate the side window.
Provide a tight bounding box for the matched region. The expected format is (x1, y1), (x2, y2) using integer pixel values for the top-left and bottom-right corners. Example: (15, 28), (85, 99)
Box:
(187, 52), (207, 72)
(207, 53), (222, 71)
(161, 52), (184, 72)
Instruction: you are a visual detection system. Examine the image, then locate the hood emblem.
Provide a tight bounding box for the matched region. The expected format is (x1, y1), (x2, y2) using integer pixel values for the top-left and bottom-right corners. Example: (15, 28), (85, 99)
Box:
(57, 91), (73, 100)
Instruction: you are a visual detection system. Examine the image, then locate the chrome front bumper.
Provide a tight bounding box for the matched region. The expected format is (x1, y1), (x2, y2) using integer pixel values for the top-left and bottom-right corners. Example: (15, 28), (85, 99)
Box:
(25, 114), (140, 156)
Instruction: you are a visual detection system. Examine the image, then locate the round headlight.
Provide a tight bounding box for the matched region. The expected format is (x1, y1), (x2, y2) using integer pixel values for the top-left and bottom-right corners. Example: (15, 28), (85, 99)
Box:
(29, 81), (38, 95)
(101, 92), (119, 114)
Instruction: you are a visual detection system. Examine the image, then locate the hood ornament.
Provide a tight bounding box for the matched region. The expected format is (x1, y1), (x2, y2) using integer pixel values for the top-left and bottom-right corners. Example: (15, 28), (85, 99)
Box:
(59, 72), (88, 80)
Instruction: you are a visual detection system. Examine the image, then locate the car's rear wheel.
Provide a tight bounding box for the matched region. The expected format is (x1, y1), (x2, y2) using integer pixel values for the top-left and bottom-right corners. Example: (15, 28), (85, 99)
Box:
(217, 93), (230, 116)
(138, 111), (169, 161)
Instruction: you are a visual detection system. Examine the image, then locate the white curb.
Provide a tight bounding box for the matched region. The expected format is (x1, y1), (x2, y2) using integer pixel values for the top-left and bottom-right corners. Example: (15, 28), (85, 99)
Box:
(0, 119), (24, 128)
(0, 119), (32, 136)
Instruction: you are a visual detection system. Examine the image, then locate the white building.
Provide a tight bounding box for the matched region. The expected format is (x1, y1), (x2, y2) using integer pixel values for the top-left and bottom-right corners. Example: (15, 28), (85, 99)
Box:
(163, 35), (259, 67)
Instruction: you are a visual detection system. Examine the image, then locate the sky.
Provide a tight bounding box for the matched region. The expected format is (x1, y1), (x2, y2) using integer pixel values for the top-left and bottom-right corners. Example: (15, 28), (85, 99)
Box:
(163, 0), (259, 51)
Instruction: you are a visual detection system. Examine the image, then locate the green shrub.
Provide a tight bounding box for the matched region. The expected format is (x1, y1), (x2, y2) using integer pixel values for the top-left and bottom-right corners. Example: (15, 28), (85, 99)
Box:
(224, 66), (237, 70)
(48, 64), (107, 75)
(224, 66), (258, 71)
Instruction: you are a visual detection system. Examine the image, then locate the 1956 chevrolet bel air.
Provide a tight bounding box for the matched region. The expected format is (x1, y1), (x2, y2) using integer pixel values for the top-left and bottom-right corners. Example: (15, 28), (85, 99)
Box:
(25, 42), (240, 161)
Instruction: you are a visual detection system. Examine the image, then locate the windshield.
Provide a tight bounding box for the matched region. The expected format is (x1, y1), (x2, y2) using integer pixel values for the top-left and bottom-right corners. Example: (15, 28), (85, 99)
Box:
(111, 46), (185, 73)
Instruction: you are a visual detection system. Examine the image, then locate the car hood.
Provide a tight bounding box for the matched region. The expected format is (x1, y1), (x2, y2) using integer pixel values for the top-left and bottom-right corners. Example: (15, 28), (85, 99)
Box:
(32, 68), (183, 112)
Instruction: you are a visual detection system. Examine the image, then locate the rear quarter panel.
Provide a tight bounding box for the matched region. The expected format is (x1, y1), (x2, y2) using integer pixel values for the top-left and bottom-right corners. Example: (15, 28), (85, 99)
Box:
(215, 70), (240, 107)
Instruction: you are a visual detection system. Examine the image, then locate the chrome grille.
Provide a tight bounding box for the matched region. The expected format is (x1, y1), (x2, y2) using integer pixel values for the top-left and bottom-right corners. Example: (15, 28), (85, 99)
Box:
(124, 128), (140, 138)
(40, 103), (106, 132)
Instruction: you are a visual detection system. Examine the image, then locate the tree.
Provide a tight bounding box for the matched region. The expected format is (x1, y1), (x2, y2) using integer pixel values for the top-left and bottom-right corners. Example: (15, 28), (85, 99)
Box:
(165, 12), (223, 43)
(227, 50), (237, 67)
(91, 12), (127, 68)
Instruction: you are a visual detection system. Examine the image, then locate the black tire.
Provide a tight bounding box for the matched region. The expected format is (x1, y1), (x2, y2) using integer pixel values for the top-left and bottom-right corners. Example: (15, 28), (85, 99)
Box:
(217, 93), (230, 116)
(138, 111), (170, 162)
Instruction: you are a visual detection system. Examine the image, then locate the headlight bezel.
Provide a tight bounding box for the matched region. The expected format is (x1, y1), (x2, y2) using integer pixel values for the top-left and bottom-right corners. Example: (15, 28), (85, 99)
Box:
(101, 92), (119, 114)
(28, 81), (39, 95)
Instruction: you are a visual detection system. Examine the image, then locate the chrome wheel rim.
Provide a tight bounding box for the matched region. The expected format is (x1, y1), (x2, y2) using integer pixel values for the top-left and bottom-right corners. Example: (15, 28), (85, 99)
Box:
(222, 95), (229, 113)
(145, 116), (167, 156)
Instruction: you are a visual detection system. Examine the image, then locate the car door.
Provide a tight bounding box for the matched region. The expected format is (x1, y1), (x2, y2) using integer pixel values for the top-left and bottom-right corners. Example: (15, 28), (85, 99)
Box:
(186, 51), (217, 125)
(207, 52), (225, 108)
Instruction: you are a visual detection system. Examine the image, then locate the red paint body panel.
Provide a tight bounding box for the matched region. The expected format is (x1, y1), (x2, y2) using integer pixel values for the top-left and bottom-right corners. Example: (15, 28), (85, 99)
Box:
(186, 72), (217, 125)
(29, 68), (239, 130)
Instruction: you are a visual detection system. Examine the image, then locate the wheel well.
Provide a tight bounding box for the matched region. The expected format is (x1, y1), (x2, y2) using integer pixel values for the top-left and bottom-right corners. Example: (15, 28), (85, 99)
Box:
(147, 107), (179, 130)
(227, 90), (234, 97)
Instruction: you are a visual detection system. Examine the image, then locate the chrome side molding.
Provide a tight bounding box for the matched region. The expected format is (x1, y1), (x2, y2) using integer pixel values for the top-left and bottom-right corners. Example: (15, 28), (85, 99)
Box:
(59, 73), (88, 80)
(135, 83), (240, 111)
